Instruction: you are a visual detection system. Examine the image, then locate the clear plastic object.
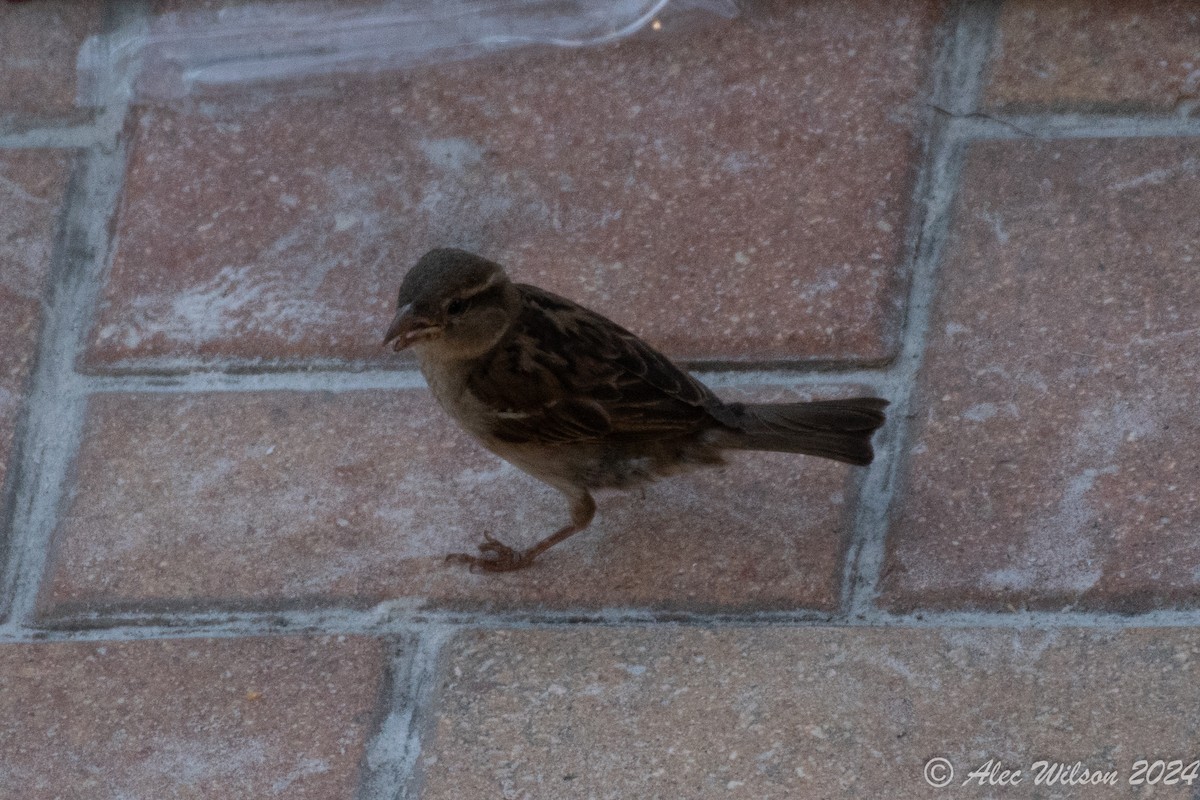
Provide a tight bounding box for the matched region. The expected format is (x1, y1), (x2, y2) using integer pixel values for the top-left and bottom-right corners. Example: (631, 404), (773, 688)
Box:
(101, 0), (740, 102)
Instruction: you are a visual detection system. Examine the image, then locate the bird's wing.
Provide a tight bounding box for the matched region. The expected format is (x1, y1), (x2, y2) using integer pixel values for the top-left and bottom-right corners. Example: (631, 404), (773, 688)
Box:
(465, 284), (727, 445)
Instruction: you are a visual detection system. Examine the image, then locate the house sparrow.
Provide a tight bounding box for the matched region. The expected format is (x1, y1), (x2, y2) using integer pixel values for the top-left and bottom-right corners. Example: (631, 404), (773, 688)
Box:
(384, 248), (888, 572)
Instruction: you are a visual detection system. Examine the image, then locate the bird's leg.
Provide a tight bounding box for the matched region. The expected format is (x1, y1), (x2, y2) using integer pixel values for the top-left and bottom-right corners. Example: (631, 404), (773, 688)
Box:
(446, 490), (596, 573)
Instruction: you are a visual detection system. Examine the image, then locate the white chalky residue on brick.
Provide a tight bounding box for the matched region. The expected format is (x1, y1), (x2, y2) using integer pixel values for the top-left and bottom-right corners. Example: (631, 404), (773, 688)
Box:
(944, 321), (969, 338)
(117, 263), (349, 349)
(962, 402), (996, 422)
(860, 651), (942, 692)
(186, 456), (236, 495)
(417, 137), (484, 170)
(941, 630), (1065, 680)
(415, 136), (554, 252)
(962, 401), (1018, 423)
(125, 736), (268, 793)
(269, 757), (332, 794)
(1107, 157), (1198, 192)
(287, 461), (559, 594)
(977, 208), (1009, 245)
(795, 265), (843, 303)
(720, 151), (771, 174)
(100, 161), (402, 353)
(986, 400), (1156, 594)
(54, 397), (564, 599)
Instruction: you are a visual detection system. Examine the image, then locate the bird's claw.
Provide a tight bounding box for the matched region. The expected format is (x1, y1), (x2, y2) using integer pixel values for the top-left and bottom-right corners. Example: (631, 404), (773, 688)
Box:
(445, 532), (534, 572)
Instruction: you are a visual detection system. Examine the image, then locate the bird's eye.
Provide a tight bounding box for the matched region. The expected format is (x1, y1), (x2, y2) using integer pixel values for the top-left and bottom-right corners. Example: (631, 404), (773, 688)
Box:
(446, 297), (469, 316)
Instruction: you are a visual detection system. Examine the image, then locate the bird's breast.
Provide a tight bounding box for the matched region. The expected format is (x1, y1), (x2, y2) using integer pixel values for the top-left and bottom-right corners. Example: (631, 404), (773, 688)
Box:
(417, 354), (522, 445)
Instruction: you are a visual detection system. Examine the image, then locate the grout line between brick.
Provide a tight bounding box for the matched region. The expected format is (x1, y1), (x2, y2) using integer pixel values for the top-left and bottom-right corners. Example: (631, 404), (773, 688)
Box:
(84, 355), (893, 376)
(0, 2), (148, 631)
(88, 368), (431, 394)
(949, 111), (1200, 141)
(0, 150), (115, 625)
(0, 124), (113, 151)
(9, 604), (1200, 645)
(7, 109), (1196, 153)
(82, 365), (889, 396)
(840, 0), (1000, 620)
(357, 627), (451, 800)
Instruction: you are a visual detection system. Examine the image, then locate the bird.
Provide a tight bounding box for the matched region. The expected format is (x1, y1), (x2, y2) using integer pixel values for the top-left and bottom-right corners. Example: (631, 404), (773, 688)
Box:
(383, 248), (888, 572)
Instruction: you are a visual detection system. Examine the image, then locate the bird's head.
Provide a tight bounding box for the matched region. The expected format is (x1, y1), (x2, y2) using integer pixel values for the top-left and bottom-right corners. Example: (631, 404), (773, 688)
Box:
(383, 248), (519, 360)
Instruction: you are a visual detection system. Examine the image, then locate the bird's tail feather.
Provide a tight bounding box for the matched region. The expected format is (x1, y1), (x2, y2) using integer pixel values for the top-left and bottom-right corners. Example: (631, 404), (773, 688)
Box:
(717, 397), (889, 466)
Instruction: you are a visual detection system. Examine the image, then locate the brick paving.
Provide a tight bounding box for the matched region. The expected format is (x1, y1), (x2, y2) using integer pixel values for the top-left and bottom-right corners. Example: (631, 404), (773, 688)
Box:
(984, 0), (1200, 112)
(41, 385), (859, 617)
(87, 0), (937, 369)
(0, 636), (388, 799)
(0, 2), (104, 128)
(3, 1), (1200, 798)
(883, 138), (1200, 613)
(422, 627), (1200, 799)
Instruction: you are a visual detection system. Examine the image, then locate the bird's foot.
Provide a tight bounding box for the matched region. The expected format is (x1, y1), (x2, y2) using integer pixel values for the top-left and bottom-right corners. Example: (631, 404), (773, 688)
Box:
(445, 532), (536, 572)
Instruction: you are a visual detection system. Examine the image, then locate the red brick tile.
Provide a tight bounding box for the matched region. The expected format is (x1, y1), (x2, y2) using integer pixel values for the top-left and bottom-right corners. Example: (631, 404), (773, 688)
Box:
(87, 0), (941, 369)
(420, 627), (1200, 799)
(42, 385), (864, 616)
(0, 635), (386, 799)
(0, 2), (104, 125)
(0, 151), (69, 499)
(985, 0), (1200, 112)
(884, 139), (1200, 613)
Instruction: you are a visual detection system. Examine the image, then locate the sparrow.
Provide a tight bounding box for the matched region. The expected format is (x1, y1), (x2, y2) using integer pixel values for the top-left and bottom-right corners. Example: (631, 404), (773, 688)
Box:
(384, 248), (888, 572)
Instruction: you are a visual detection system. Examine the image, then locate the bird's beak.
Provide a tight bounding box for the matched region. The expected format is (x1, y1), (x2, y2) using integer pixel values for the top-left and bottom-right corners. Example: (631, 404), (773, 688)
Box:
(382, 304), (442, 351)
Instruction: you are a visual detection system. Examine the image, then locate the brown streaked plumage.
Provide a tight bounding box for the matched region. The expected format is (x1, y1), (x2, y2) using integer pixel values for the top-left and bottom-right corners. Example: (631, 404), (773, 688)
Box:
(384, 248), (888, 572)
